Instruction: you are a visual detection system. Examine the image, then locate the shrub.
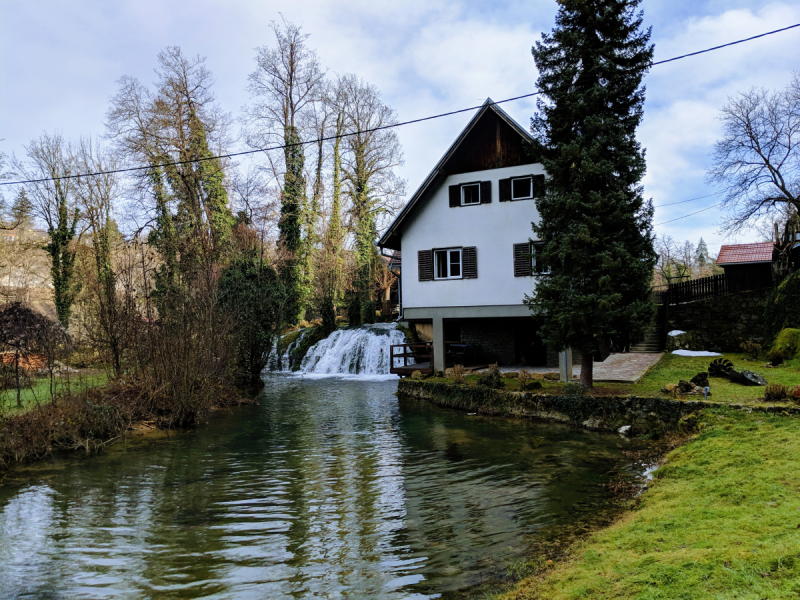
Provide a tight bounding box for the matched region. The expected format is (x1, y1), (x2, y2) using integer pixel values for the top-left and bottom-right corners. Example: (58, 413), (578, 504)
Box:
(792, 385), (800, 401)
(773, 328), (800, 360)
(764, 383), (789, 402)
(765, 271), (800, 341)
(478, 363), (505, 389)
(767, 347), (785, 366)
(410, 370), (424, 380)
(739, 340), (762, 360)
(517, 369), (531, 390)
(563, 382), (588, 396)
(446, 364), (466, 384)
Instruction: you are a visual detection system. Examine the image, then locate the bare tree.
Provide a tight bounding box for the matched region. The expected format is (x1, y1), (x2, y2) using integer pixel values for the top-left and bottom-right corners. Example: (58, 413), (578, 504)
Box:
(709, 72), (800, 232)
(12, 133), (81, 326)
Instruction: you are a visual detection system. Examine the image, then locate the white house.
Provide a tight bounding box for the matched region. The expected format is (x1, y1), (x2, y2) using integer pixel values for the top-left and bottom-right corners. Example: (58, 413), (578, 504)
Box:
(379, 99), (552, 372)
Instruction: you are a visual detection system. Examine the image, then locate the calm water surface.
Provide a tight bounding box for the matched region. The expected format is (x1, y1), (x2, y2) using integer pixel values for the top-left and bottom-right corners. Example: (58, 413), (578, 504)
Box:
(0, 375), (642, 599)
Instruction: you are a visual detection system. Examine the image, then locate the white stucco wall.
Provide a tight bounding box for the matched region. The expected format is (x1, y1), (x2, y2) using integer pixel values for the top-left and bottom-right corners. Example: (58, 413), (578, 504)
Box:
(401, 164), (545, 310)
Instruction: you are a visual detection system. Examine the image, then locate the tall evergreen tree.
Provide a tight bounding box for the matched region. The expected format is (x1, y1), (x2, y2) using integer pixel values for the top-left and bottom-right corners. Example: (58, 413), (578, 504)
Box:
(526, 0), (657, 387)
(10, 189), (34, 228)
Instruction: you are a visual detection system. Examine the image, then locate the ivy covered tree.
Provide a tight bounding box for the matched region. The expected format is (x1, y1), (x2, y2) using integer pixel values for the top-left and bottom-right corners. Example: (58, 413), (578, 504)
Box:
(526, 0), (657, 387)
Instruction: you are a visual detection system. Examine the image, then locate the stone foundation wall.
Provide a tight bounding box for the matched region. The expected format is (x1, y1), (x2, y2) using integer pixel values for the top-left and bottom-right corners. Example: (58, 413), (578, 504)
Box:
(398, 380), (711, 434)
(668, 289), (770, 352)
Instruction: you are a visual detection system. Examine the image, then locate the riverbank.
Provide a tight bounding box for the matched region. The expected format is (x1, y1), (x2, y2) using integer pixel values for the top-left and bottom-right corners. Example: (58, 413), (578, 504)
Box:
(398, 375), (800, 597)
(0, 379), (251, 475)
(497, 407), (800, 599)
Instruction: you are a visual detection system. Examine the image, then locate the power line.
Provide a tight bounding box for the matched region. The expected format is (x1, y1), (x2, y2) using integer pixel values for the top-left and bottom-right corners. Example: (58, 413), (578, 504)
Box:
(654, 202), (722, 226)
(653, 192), (719, 208)
(650, 22), (800, 66)
(2, 21), (799, 188)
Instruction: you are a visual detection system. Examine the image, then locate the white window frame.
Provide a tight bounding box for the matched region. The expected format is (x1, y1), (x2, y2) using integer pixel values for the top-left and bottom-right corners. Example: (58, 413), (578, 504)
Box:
(434, 247), (463, 280)
(531, 242), (550, 275)
(511, 176), (534, 201)
(460, 182), (481, 206)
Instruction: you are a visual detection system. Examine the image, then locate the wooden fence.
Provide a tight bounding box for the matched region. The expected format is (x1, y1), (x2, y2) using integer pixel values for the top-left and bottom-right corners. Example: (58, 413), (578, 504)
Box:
(653, 270), (772, 306)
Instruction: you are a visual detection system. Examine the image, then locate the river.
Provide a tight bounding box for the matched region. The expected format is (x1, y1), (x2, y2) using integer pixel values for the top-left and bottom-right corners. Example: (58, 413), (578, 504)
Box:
(0, 375), (644, 599)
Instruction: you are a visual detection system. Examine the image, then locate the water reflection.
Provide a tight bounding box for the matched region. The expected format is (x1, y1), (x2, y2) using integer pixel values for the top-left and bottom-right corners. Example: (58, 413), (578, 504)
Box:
(0, 375), (640, 598)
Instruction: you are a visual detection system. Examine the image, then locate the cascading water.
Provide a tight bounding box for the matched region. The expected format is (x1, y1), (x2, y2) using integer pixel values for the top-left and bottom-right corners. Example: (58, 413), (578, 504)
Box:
(299, 323), (409, 376)
(266, 329), (308, 372)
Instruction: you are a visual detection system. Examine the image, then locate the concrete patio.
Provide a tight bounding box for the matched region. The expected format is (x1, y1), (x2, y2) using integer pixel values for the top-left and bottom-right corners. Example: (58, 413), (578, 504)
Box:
(475, 352), (663, 384)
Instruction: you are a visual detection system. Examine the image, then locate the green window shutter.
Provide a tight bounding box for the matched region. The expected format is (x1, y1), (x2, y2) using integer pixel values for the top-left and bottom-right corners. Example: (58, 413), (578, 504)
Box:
(418, 250), (434, 281)
(499, 178), (512, 201)
(514, 243), (532, 277)
(449, 185), (461, 207)
(479, 181), (491, 204)
(462, 246), (477, 278)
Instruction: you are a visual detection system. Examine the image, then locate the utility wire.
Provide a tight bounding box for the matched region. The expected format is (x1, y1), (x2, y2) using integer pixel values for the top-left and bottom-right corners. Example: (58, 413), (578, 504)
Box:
(653, 192), (720, 208)
(654, 202), (722, 226)
(2, 22), (799, 188)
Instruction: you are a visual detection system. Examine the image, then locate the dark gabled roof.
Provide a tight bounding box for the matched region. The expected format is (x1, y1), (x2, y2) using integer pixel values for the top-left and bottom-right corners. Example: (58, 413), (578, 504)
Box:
(378, 98), (536, 250)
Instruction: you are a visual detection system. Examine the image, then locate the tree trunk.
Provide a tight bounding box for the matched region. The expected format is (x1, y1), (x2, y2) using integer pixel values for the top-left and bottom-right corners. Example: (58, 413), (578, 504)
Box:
(580, 350), (593, 388)
(15, 349), (21, 408)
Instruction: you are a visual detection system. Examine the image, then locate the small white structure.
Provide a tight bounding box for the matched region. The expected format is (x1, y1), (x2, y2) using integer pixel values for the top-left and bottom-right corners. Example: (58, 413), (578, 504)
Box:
(379, 100), (554, 371)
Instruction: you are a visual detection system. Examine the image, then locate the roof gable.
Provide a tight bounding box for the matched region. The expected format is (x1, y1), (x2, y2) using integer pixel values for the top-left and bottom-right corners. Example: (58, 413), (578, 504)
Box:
(378, 99), (536, 250)
(717, 242), (775, 265)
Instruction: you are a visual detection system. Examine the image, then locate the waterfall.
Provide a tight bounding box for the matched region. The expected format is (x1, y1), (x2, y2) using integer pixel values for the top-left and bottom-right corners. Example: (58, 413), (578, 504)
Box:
(299, 323), (409, 376)
(266, 329), (308, 372)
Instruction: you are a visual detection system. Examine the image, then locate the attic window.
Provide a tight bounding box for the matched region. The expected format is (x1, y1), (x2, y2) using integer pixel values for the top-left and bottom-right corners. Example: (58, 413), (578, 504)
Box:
(511, 177), (533, 200)
(461, 183), (480, 205)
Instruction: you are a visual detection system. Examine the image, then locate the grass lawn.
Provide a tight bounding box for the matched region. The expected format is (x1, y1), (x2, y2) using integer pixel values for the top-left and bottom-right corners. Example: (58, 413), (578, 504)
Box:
(421, 353), (800, 404)
(0, 372), (108, 415)
(630, 352), (800, 403)
(498, 407), (800, 599)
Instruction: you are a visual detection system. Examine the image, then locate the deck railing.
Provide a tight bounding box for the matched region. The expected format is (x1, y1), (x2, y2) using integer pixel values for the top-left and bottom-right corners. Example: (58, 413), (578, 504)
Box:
(653, 271), (772, 306)
(389, 343), (433, 375)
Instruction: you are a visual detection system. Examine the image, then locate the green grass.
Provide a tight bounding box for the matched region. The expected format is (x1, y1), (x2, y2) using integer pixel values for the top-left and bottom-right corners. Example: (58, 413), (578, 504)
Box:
(498, 408), (800, 599)
(0, 372), (108, 415)
(630, 352), (800, 403)
(423, 353), (800, 404)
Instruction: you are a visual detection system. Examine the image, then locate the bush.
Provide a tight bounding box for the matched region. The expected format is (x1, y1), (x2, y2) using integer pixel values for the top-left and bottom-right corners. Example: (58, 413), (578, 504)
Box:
(764, 383), (789, 402)
(765, 272), (800, 341)
(740, 340), (762, 360)
(773, 328), (800, 360)
(791, 385), (800, 401)
(563, 382), (588, 396)
(767, 347), (785, 366)
(477, 363), (505, 389)
(410, 370), (424, 380)
(517, 369), (531, 390)
(445, 364), (466, 384)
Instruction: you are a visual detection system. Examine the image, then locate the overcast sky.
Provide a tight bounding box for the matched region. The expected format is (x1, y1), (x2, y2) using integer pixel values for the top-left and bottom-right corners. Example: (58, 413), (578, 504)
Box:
(2, 0), (799, 257)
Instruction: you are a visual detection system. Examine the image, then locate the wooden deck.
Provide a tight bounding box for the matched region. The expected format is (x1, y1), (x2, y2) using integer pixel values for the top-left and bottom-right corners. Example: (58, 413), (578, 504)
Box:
(390, 343), (434, 376)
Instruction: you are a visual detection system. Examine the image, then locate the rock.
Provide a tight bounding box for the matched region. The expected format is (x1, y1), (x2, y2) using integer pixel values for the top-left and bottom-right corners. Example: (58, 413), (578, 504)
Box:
(529, 381), (543, 389)
(739, 370), (767, 386)
(690, 372), (709, 387)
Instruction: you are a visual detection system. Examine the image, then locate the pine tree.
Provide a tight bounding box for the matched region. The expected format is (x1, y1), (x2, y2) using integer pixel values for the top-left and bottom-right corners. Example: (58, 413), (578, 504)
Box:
(695, 237), (709, 268)
(527, 0), (656, 387)
(11, 189), (34, 228)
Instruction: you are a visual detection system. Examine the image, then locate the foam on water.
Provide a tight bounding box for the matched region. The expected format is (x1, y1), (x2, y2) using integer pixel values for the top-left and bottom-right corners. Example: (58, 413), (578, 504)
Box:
(299, 323), (408, 376)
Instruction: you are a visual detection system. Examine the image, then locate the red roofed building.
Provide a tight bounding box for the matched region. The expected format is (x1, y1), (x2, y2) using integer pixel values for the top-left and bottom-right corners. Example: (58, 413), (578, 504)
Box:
(716, 241), (774, 292)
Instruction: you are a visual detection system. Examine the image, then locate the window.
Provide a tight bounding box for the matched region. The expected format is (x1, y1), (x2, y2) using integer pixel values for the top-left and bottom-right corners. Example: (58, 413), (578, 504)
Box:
(434, 248), (462, 279)
(461, 183), (480, 205)
(511, 176), (533, 200)
(514, 242), (549, 276)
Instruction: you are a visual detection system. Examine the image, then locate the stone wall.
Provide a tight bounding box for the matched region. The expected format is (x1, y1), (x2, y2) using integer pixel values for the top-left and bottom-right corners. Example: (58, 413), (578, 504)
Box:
(667, 289), (770, 352)
(398, 379), (705, 434)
